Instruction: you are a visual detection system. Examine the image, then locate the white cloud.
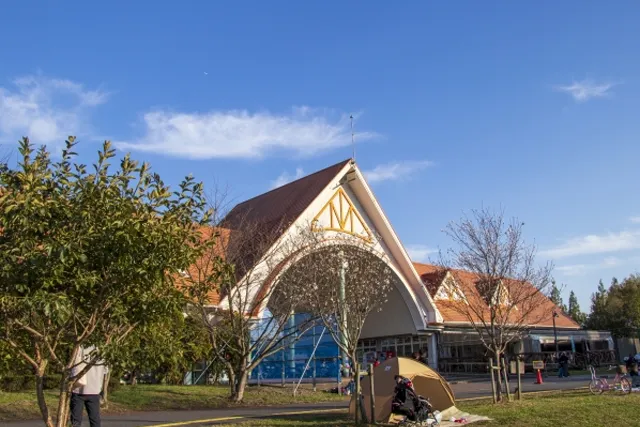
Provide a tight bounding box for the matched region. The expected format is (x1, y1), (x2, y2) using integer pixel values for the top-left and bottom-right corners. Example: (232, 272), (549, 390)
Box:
(363, 160), (433, 183)
(0, 75), (108, 146)
(540, 230), (640, 259)
(630, 216), (640, 224)
(554, 79), (617, 102)
(116, 107), (378, 159)
(270, 167), (305, 189)
(556, 256), (622, 277)
(405, 244), (438, 262)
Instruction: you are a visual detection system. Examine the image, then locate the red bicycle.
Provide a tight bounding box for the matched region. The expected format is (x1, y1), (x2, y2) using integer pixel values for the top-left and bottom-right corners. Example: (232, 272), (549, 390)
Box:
(588, 365), (631, 395)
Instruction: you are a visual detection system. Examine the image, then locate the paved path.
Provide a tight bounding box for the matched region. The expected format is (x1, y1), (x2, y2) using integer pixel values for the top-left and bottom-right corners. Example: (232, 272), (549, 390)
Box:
(3, 375), (591, 427)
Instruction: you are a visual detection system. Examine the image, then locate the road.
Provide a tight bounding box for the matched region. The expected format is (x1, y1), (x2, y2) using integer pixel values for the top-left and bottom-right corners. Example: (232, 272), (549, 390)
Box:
(2, 375), (591, 427)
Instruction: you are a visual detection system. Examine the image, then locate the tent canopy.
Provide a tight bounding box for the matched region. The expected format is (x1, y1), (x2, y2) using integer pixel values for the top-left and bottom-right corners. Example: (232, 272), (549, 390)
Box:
(350, 357), (456, 423)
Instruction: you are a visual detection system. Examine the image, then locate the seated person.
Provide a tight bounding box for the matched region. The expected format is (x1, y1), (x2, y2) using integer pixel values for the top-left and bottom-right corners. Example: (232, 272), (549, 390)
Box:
(391, 375), (418, 421)
(626, 354), (639, 386)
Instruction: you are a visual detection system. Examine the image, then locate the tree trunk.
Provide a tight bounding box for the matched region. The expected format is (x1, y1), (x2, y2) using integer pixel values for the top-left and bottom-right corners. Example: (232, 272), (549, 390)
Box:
(233, 371), (249, 403)
(130, 368), (138, 386)
(102, 370), (112, 407)
(35, 373), (54, 427)
(494, 350), (504, 402)
(350, 352), (359, 424)
(227, 369), (237, 400)
(54, 383), (73, 427)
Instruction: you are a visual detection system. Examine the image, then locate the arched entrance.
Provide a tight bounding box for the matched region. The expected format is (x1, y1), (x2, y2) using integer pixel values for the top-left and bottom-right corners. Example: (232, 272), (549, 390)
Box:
(249, 239), (437, 384)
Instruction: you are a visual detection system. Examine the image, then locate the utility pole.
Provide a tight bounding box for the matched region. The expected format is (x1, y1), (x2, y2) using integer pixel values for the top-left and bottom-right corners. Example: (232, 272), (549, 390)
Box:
(552, 311), (559, 360)
(338, 250), (349, 378)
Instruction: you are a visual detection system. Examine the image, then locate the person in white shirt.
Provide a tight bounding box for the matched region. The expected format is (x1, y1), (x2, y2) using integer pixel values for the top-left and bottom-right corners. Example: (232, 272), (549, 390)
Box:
(70, 346), (107, 427)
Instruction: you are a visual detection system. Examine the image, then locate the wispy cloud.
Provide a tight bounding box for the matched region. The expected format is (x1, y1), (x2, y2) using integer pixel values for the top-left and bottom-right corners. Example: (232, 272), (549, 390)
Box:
(540, 230), (640, 259)
(270, 167), (305, 189)
(554, 79), (617, 102)
(405, 244), (438, 262)
(556, 256), (622, 277)
(0, 75), (109, 146)
(116, 107), (379, 159)
(363, 160), (433, 183)
(630, 216), (640, 224)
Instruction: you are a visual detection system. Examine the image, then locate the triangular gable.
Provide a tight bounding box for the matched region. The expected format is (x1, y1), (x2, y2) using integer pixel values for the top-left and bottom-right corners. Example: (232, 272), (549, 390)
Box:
(311, 187), (373, 242)
(489, 280), (516, 309)
(434, 272), (467, 303)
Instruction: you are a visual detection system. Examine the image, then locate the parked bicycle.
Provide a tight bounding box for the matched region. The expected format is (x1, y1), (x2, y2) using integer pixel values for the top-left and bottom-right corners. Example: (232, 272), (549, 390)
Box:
(588, 365), (631, 395)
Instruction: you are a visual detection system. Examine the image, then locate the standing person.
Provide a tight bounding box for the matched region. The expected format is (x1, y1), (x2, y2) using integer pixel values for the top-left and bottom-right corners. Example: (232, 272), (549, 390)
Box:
(558, 352), (569, 378)
(71, 346), (107, 427)
(418, 349), (428, 365)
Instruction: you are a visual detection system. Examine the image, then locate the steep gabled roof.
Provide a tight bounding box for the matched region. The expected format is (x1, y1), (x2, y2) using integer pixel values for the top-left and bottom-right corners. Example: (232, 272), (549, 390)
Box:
(222, 159), (352, 232)
(219, 159), (351, 278)
(412, 262), (579, 329)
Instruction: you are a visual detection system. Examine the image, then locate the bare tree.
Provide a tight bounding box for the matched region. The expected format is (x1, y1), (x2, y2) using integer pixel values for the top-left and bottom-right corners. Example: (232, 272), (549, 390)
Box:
(438, 207), (553, 402)
(282, 226), (395, 369)
(278, 227), (396, 421)
(182, 215), (316, 402)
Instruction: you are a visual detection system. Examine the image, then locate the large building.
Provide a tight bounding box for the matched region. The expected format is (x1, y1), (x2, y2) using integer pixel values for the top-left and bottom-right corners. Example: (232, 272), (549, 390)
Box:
(201, 159), (614, 381)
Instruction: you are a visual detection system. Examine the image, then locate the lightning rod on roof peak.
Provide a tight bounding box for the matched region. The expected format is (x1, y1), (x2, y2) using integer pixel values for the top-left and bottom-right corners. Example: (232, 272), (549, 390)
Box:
(350, 114), (355, 164)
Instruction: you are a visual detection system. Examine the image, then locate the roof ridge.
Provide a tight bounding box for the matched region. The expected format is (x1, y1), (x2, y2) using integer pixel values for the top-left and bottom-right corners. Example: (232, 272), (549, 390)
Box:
(232, 159), (351, 208)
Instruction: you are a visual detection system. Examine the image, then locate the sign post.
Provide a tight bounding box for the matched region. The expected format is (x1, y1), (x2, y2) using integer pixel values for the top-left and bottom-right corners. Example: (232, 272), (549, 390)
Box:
(533, 360), (544, 384)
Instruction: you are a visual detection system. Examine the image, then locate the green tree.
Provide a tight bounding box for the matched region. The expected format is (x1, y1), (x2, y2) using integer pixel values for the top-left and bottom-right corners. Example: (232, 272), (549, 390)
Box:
(586, 276), (640, 337)
(603, 275), (640, 337)
(107, 309), (212, 388)
(550, 281), (567, 312)
(586, 279), (610, 330)
(567, 290), (586, 326)
(0, 137), (211, 427)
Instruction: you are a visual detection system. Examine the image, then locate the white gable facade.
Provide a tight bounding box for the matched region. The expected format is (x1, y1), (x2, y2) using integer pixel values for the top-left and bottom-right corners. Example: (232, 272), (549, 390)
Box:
(219, 160), (443, 368)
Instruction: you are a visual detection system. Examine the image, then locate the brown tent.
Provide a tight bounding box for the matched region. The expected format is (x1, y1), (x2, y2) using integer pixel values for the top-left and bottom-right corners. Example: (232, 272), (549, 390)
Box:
(349, 357), (455, 423)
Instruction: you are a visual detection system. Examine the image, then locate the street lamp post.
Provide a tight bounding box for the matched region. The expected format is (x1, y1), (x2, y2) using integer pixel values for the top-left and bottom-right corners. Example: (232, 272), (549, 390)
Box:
(552, 311), (559, 361)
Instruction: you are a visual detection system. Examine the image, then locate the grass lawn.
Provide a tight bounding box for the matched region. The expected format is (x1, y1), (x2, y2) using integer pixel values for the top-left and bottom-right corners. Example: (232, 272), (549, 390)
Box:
(226, 391), (640, 426)
(0, 384), (346, 422)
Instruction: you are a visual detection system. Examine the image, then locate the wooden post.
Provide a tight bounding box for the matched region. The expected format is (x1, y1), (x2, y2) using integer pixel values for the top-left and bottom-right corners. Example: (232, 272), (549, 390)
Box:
(516, 357), (522, 401)
(489, 358), (497, 404)
(312, 331), (317, 392)
(337, 357), (342, 396)
(501, 357), (512, 402)
(354, 363), (360, 425)
(281, 351), (286, 387)
(368, 364), (376, 424)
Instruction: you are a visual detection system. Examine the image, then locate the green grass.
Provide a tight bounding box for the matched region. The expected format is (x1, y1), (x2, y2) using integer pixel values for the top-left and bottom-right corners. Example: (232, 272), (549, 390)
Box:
(458, 391), (640, 427)
(0, 385), (346, 422)
(227, 391), (640, 426)
(5, 388), (640, 426)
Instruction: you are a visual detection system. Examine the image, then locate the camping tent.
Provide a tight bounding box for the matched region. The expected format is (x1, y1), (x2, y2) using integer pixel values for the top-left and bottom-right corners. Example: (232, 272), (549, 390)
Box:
(349, 357), (456, 423)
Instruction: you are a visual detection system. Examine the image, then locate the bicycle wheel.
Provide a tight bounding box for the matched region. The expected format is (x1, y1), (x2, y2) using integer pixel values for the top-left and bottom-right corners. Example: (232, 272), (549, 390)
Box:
(589, 379), (605, 395)
(617, 377), (632, 394)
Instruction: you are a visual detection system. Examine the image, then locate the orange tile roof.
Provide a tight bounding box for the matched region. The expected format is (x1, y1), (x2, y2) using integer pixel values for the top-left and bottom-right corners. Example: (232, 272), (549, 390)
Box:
(175, 226), (235, 306)
(412, 262), (580, 329)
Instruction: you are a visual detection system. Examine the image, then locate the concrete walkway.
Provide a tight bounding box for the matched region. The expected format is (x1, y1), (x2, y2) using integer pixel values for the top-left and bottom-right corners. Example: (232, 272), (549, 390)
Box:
(3, 375), (592, 427)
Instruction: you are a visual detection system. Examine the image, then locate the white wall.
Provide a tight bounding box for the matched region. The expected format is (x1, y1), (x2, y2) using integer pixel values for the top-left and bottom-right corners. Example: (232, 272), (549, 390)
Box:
(360, 279), (417, 339)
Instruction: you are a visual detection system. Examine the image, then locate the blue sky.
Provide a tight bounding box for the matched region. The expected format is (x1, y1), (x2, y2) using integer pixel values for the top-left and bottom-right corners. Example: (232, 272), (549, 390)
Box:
(1, 1), (639, 310)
